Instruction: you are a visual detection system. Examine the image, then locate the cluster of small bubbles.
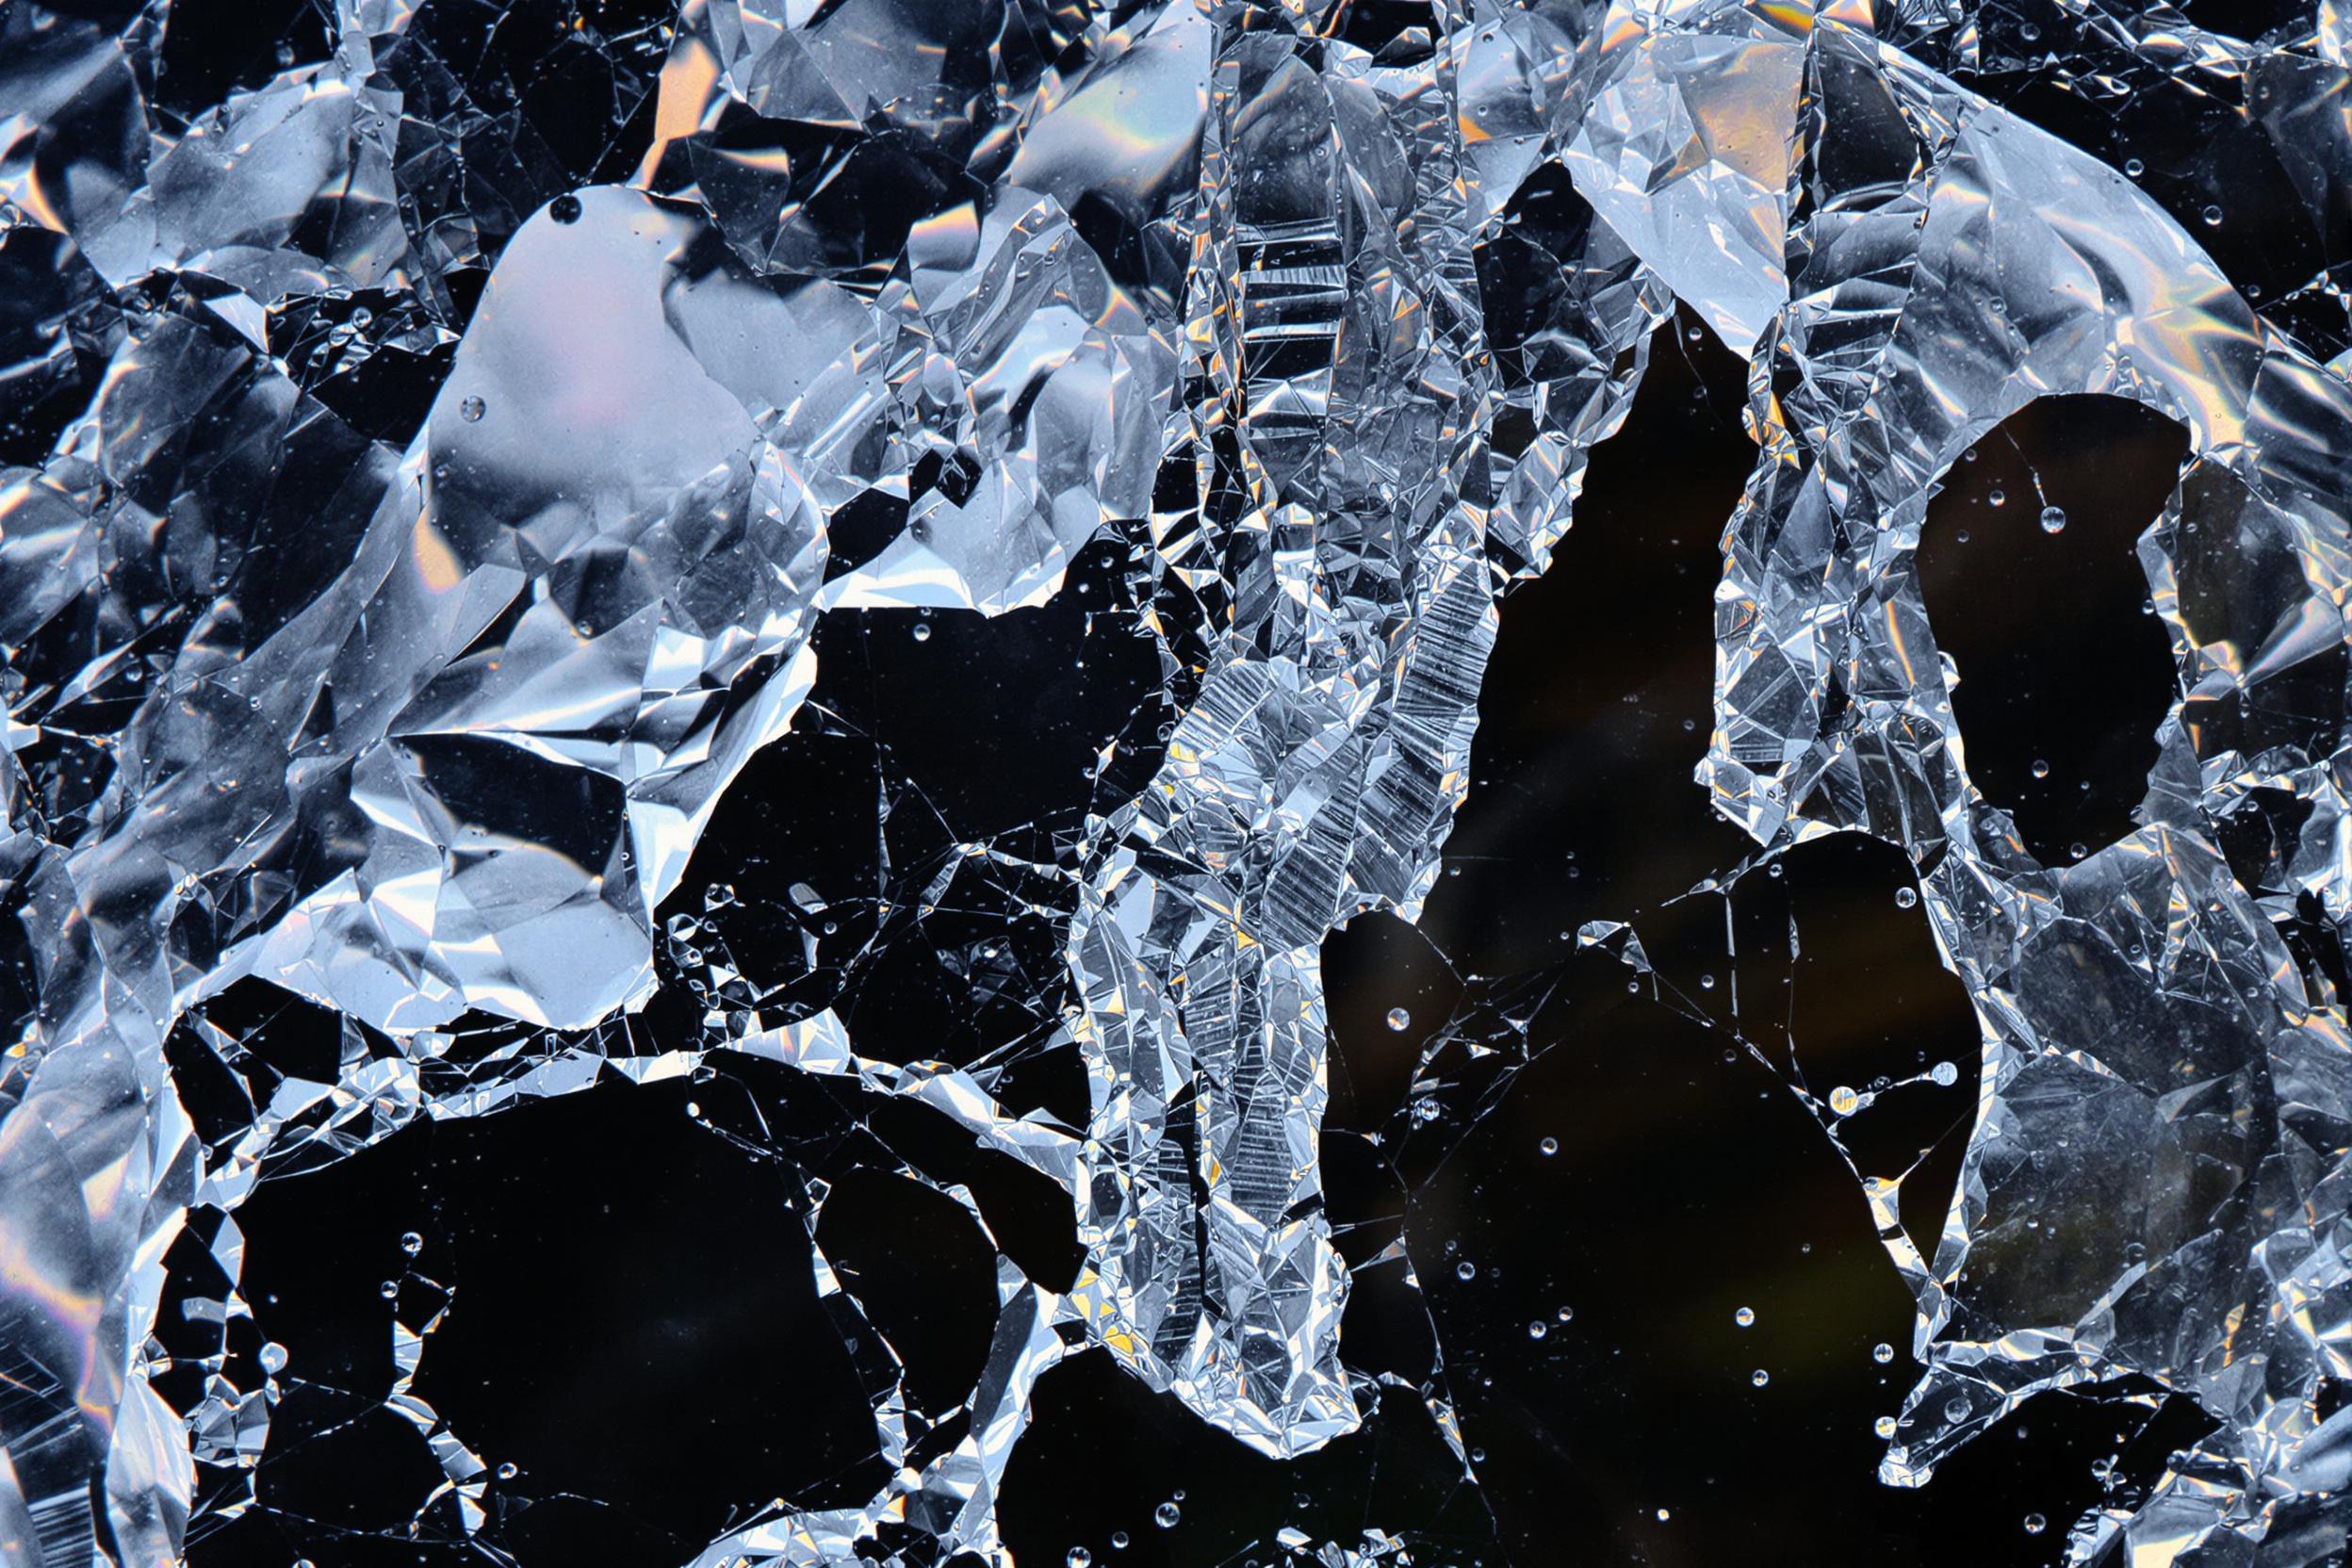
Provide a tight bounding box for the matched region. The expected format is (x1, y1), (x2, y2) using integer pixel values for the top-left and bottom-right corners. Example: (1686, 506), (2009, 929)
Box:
(458, 394), (486, 422)
(1988, 487), (2006, 507)
(1930, 1060), (1959, 1086)
(1829, 1085), (1860, 1116)
(1386, 1006), (1412, 1031)
(912, 621), (933, 643)
(1539, 1135), (1559, 1156)
(1155, 1501), (1182, 1529)
(2032, 758), (2051, 778)
(1735, 1306), (1756, 1328)
(1069, 1549), (1093, 1567)
(1528, 1320), (1548, 1341)
(2039, 505), (2067, 534)
(1751, 1369), (1771, 1387)
(1457, 1260), (1477, 1282)
(400, 1231), (423, 1255)
(2023, 1513), (2047, 1536)
(1894, 887), (1918, 909)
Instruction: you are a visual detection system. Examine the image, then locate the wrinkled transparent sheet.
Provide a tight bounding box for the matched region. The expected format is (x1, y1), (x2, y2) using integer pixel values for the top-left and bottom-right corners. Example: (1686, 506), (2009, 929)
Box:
(1, 0), (2348, 1562)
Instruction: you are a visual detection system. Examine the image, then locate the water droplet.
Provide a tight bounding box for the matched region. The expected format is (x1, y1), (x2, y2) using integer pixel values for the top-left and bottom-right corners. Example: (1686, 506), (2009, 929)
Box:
(1386, 1006), (1411, 1032)
(380, 1280), (399, 1299)
(1656, 1508), (1672, 1522)
(1699, 972), (1716, 989)
(1829, 1085), (1860, 1116)
(2032, 759), (2050, 778)
(1735, 1306), (1756, 1328)
(912, 622), (932, 643)
(400, 1231), (423, 1254)
(1111, 1532), (1130, 1550)
(2201, 204), (2223, 227)
(1930, 1060), (1959, 1086)
(2069, 841), (2087, 860)
(1873, 1343), (1895, 1364)
(458, 394), (485, 422)
(1945, 1396), (1972, 1423)
(1527, 1320), (1548, 1340)
(2039, 505), (2066, 534)
(1069, 1550), (1093, 1568)
(1876, 1415), (1898, 1439)
(1538, 1135), (1559, 1156)
(1456, 1260), (1477, 1282)
(2124, 156), (2146, 177)
(259, 1342), (288, 1373)
(498, 1462), (518, 1480)
(1988, 487), (2006, 507)
(1751, 1369), (1770, 1387)
(550, 193), (582, 224)
(1557, 1304), (1574, 1322)
(2023, 1513), (2047, 1535)
(686, 1102), (701, 1118)
(1154, 1502), (1181, 1529)
(1894, 887), (1918, 908)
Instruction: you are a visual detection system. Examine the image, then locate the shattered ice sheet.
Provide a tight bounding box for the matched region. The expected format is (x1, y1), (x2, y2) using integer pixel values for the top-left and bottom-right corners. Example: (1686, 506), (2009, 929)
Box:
(0, 0), (2346, 1563)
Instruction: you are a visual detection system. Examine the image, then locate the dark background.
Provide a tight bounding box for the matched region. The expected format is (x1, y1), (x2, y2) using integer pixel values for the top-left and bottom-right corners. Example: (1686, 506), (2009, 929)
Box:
(179, 310), (2220, 1568)
(123, 0), (2314, 1558)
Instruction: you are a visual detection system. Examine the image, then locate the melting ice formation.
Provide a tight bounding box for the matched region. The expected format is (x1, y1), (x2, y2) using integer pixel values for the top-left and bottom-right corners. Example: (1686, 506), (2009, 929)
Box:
(2, 0), (2349, 1562)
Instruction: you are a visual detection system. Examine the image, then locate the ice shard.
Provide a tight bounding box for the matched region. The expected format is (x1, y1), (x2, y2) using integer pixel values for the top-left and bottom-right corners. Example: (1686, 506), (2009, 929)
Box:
(2, 0), (2348, 1563)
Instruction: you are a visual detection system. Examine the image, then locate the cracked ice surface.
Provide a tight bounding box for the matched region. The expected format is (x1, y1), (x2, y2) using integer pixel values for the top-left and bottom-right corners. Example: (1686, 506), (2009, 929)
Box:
(0, 0), (2348, 1563)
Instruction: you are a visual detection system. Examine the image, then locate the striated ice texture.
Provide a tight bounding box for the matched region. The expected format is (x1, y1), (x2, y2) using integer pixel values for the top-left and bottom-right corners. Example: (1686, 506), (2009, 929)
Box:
(0, 0), (2347, 1563)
